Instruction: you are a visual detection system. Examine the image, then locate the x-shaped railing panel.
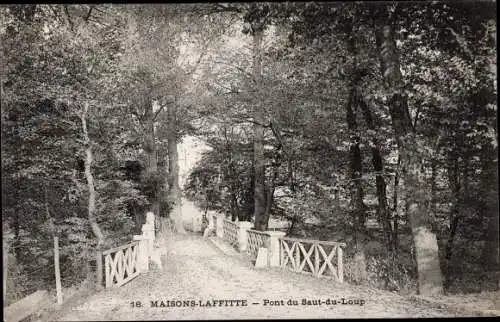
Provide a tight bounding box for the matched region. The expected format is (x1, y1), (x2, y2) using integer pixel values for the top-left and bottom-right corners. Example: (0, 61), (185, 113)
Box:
(103, 241), (140, 288)
(279, 237), (345, 282)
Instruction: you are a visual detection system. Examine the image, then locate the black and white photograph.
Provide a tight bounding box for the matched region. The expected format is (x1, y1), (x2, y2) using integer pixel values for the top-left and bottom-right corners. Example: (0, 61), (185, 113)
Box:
(1, 2), (498, 320)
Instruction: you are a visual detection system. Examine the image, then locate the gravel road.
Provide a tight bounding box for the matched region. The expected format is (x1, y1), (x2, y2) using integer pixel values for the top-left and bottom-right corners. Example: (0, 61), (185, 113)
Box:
(58, 233), (459, 320)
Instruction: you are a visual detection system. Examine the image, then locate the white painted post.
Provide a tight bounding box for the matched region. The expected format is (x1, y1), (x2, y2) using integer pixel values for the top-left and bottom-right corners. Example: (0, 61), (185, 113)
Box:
(53, 236), (63, 305)
(266, 231), (286, 267)
(216, 213), (224, 238)
(203, 213), (215, 238)
(3, 234), (9, 304)
(133, 235), (149, 273)
(142, 223), (154, 257)
(237, 222), (253, 252)
(208, 212), (215, 230)
(96, 247), (103, 290)
(146, 211), (155, 239)
(337, 245), (344, 283)
(143, 212), (155, 255)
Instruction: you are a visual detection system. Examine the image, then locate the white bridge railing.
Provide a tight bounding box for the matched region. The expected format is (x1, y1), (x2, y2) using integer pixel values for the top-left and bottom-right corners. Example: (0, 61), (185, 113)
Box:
(280, 237), (345, 282)
(103, 241), (140, 288)
(223, 219), (239, 246)
(98, 212), (158, 289)
(212, 213), (346, 283)
(247, 229), (269, 259)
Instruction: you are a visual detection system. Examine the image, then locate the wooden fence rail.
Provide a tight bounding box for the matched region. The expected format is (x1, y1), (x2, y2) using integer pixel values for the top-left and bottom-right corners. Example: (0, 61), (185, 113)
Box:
(103, 241), (140, 288)
(247, 229), (269, 259)
(279, 237), (346, 282)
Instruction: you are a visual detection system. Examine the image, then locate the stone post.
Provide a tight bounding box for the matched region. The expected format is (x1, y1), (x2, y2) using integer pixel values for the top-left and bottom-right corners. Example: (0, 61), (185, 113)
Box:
(216, 213), (224, 238)
(203, 212), (213, 238)
(133, 235), (149, 273)
(95, 246), (103, 290)
(266, 231), (286, 267)
(143, 212), (155, 254)
(237, 222), (253, 252)
(337, 245), (344, 283)
(207, 212), (214, 230)
(142, 224), (153, 256)
(3, 233), (10, 302)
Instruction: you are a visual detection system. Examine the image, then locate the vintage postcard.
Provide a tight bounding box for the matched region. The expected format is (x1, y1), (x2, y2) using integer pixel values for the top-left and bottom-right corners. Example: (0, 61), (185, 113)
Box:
(1, 2), (498, 321)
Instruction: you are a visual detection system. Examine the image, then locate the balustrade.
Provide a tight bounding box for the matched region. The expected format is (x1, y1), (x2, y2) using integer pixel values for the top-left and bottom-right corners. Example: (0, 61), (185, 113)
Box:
(247, 229), (269, 259)
(103, 241), (140, 288)
(223, 219), (238, 246)
(211, 215), (347, 283)
(280, 237), (345, 282)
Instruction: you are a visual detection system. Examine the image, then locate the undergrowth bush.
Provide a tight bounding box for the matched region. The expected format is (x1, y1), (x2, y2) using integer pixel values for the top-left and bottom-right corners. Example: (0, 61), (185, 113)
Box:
(366, 254), (417, 294)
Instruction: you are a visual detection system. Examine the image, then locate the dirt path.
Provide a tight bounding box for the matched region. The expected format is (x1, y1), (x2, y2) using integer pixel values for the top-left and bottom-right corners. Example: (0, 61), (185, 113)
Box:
(57, 233), (463, 320)
(57, 198), (495, 320)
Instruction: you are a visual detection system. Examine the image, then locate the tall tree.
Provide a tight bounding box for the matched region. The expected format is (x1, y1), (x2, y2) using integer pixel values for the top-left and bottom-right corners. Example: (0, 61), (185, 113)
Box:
(80, 102), (105, 246)
(243, 4), (271, 231)
(345, 24), (368, 240)
(373, 5), (444, 295)
(166, 99), (185, 233)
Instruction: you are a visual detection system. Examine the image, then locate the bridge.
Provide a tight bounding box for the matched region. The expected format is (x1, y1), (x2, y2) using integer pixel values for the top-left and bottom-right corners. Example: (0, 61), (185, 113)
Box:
(49, 199), (464, 320)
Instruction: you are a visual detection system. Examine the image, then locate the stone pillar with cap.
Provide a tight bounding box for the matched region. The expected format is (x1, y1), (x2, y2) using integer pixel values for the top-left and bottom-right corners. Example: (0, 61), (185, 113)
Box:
(143, 212), (155, 256)
(216, 213), (224, 238)
(207, 212), (214, 230)
(237, 221), (253, 252)
(266, 231), (286, 267)
(133, 235), (149, 273)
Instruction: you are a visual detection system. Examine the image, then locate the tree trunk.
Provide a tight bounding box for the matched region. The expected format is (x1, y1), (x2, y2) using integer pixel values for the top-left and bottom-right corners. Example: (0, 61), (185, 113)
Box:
(358, 99), (393, 249)
(230, 185), (239, 222)
(264, 180), (276, 221)
(224, 130), (241, 221)
(375, 14), (444, 296)
(167, 103), (185, 234)
(430, 160), (438, 232)
(334, 187), (341, 210)
(252, 28), (268, 231)
(288, 158), (296, 193)
(445, 158), (460, 263)
(371, 138), (392, 247)
(81, 102), (104, 246)
(346, 80), (367, 238)
(481, 207), (500, 271)
(444, 212), (460, 289)
(253, 110), (268, 231)
(392, 157), (401, 250)
(13, 216), (21, 261)
(144, 100), (160, 218)
(445, 215), (460, 260)
(345, 31), (367, 239)
(479, 149), (499, 271)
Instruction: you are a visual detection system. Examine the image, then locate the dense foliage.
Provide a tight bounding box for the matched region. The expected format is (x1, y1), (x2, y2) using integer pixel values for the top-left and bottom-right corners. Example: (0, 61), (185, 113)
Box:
(1, 2), (497, 303)
(185, 1), (498, 294)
